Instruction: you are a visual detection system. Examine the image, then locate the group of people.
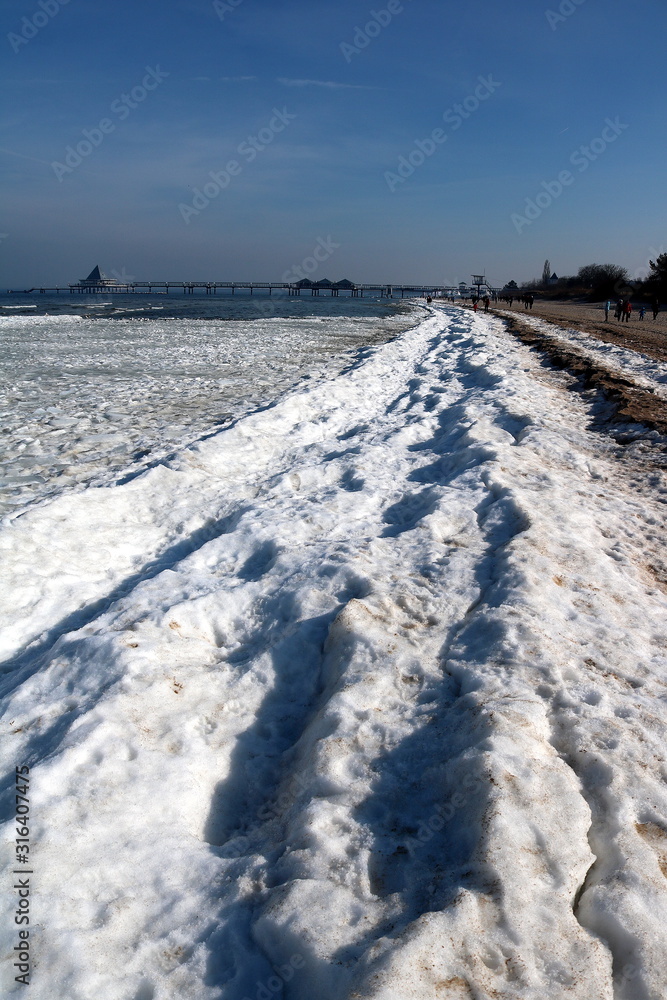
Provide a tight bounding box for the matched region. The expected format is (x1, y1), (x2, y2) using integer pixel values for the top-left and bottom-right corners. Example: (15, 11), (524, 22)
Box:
(496, 294), (534, 309)
(427, 291), (662, 324)
(470, 292), (532, 312)
(605, 298), (660, 322)
(614, 299), (634, 322)
(472, 296), (492, 313)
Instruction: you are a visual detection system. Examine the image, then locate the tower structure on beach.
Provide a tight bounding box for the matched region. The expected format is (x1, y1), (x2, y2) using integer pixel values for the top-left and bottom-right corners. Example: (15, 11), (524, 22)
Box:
(471, 274), (487, 297)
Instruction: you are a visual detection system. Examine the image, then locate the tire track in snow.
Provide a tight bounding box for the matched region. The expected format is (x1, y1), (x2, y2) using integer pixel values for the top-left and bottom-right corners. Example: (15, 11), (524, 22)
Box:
(436, 334), (667, 1000)
(219, 316), (611, 998)
(340, 381), (613, 999)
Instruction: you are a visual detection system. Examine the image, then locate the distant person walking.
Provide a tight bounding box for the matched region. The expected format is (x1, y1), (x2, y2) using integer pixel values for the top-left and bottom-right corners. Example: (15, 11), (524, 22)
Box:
(615, 299), (624, 321)
(623, 300), (632, 322)
(483, 296), (490, 312)
(639, 305), (646, 321)
(604, 300), (611, 321)
(473, 301), (478, 313)
(653, 298), (660, 320)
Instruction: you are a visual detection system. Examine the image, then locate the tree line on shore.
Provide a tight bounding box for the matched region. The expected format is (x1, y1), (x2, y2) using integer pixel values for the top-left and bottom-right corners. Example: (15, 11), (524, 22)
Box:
(510, 255), (667, 303)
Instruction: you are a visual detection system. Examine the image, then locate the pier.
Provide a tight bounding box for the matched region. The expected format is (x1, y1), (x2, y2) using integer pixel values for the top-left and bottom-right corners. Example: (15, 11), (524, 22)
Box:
(8, 266), (500, 299)
(10, 280), (478, 298)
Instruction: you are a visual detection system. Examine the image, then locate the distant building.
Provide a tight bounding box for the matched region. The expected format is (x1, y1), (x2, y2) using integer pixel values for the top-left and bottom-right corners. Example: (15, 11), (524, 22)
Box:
(75, 265), (120, 290)
(291, 277), (358, 290)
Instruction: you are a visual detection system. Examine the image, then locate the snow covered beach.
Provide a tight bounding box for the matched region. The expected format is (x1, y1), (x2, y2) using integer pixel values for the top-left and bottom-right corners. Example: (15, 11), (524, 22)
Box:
(2, 303), (667, 999)
(0, 296), (410, 518)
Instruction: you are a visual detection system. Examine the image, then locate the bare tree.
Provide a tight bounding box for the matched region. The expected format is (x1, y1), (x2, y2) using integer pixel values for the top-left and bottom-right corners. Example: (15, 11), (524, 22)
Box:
(575, 263), (630, 299)
(576, 263), (628, 287)
(542, 259), (552, 286)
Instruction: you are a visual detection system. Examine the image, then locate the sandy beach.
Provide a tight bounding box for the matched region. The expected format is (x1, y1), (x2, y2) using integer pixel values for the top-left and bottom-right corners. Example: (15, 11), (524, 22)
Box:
(455, 299), (667, 435)
(494, 298), (667, 364)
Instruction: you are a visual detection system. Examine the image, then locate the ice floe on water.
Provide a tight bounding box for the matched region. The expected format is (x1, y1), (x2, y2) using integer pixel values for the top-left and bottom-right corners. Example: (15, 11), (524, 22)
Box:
(0, 302), (410, 517)
(1, 305), (667, 999)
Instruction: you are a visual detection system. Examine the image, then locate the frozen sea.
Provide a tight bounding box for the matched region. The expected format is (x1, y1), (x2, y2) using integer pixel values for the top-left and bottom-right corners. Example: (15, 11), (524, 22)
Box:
(1, 299), (667, 1000)
(0, 292), (413, 517)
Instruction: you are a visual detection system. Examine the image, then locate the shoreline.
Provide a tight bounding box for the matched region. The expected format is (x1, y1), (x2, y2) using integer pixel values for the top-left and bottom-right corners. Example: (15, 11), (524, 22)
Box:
(493, 298), (667, 364)
(453, 299), (667, 435)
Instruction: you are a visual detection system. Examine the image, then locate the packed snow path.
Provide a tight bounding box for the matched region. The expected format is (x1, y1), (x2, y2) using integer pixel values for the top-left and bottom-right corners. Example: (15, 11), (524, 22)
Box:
(1, 307), (666, 1000)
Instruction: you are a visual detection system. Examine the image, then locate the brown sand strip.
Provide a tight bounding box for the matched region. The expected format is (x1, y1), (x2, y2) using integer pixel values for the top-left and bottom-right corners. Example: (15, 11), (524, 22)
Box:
(491, 308), (667, 435)
(496, 300), (667, 365)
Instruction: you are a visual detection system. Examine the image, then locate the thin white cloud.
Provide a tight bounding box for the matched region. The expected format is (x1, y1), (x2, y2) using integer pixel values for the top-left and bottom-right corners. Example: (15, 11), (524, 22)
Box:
(2, 79), (60, 85)
(193, 76), (256, 83)
(277, 78), (377, 90)
(0, 146), (52, 166)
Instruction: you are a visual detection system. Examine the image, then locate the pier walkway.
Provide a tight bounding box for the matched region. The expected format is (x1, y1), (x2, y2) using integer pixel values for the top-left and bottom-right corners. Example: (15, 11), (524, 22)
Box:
(9, 281), (477, 298)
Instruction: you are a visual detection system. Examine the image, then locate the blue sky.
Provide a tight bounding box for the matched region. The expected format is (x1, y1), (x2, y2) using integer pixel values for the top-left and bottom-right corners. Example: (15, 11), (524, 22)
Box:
(1, 0), (666, 286)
